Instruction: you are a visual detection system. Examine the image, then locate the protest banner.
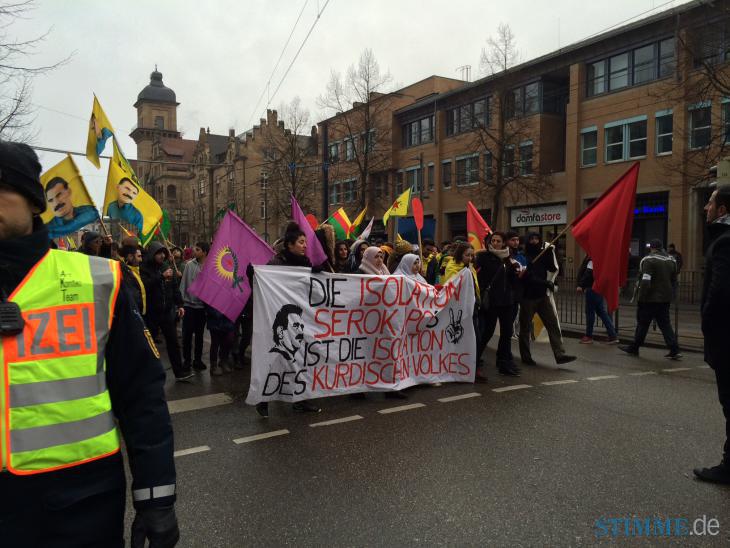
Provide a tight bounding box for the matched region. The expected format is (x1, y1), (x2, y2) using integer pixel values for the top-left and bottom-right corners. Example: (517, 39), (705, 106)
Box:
(245, 266), (476, 404)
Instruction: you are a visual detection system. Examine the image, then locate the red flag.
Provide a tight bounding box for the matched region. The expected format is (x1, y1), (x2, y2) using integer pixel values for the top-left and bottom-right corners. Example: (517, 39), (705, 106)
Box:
(571, 162), (639, 312)
(466, 201), (491, 251)
(305, 213), (319, 231)
(412, 198), (424, 231)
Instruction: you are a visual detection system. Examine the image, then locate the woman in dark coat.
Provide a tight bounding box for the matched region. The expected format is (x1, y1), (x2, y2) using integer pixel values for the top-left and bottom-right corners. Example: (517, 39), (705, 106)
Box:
(255, 222), (321, 417)
(474, 231), (521, 378)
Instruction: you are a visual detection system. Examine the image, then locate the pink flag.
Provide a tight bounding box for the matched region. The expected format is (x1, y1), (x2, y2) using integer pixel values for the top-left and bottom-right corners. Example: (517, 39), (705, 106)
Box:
(189, 211), (274, 321)
(291, 194), (328, 267)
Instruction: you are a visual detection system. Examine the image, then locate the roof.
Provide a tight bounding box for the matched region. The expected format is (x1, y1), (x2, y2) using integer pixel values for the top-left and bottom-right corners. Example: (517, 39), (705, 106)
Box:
(137, 69), (177, 104)
(160, 137), (196, 163)
(206, 133), (230, 164)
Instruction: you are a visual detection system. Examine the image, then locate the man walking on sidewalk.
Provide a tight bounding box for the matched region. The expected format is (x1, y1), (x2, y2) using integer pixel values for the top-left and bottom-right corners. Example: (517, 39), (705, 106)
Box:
(180, 242), (209, 372)
(694, 185), (730, 484)
(619, 239), (680, 359)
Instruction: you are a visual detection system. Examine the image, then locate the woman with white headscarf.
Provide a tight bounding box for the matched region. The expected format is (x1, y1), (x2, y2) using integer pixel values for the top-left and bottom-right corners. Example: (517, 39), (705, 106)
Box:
(393, 253), (428, 284)
(357, 246), (390, 276)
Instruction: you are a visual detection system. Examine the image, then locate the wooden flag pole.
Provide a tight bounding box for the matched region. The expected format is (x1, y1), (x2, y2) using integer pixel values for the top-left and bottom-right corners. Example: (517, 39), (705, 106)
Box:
(530, 223), (572, 263)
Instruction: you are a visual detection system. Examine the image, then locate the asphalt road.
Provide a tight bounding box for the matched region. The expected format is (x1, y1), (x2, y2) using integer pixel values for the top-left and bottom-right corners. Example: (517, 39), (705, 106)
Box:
(130, 337), (730, 546)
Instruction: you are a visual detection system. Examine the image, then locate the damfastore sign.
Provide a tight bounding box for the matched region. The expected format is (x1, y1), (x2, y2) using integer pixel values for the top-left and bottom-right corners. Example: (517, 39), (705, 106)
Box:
(510, 203), (567, 227)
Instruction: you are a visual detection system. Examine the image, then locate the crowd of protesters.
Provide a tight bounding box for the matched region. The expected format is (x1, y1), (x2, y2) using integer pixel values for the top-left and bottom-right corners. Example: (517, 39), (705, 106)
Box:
(68, 217), (693, 418)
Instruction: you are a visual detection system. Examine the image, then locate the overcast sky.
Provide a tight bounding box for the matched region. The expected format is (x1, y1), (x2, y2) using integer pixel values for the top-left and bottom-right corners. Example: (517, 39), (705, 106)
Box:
(12, 0), (691, 206)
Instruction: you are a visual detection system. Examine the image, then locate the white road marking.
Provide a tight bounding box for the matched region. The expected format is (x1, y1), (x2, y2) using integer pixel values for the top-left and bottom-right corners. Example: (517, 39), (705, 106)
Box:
(586, 375), (619, 381)
(662, 367), (692, 373)
(492, 384), (532, 392)
(378, 403), (426, 414)
(167, 393), (233, 414)
(629, 371), (658, 376)
(233, 429), (290, 444)
(541, 379), (579, 386)
(438, 392), (482, 403)
(174, 445), (210, 458)
(309, 415), (364, 427)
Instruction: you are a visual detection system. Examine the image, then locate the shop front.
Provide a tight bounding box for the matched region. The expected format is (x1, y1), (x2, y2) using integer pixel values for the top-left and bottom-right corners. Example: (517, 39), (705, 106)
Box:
(510, 202), (568, 272)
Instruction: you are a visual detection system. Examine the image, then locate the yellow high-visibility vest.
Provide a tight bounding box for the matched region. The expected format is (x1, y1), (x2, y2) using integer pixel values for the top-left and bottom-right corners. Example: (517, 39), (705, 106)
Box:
(0, 249), (121, 475)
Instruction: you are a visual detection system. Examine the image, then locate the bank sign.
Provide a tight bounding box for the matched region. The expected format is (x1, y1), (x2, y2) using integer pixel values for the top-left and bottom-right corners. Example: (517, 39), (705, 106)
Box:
(510, 203), (567, 227)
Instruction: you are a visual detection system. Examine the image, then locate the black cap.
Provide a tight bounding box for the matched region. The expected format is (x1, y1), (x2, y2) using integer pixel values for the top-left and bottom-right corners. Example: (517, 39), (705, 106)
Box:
(649, 239), (663, 250)
(0, 141), (45, 213)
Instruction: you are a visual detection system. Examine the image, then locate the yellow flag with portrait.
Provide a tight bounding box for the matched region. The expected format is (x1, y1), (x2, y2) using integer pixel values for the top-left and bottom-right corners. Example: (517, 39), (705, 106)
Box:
(40, 155), (99, 238)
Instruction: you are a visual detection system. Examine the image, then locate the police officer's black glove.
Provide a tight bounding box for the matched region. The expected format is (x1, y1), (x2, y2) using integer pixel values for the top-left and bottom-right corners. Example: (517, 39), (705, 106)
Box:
(131, 505), (180, 548)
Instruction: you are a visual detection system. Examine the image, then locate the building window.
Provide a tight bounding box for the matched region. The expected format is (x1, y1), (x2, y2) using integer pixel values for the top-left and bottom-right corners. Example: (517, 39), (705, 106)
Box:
(406, 168), (422, 193)
(428, 164), (435, 191)
(167, 184), (177, 200)
(328, 143), (339, 163)
(345, 139), (355, 161)
(502, 148), (515, 178)
(581, 128), (598, 166)
(609, 53), (629, 90)
(260, 175), (269, 191)
(587, 37), (675, 97)
(403, 115), (435, 147)
(519, 143), (533, 175)
(632, 44), (655, 85)
(507, 83), (540, 118)
(588, 61), (606, 96)
(363, 130), (375, 153)
(691, 22), (730, 67)
(659, 38), (675, 78)
(604, 117), (647, 162)
(483, 151), (493, 182)
(689, 104), (712, 149)
(655, 111), (673, 155)
(198, 178), (205, 196)
(154, 116), (164, 129)
(524, 83), (539, 115)
(445, 99), (489, 135)
(456, 155), (479, 186)
(441, 161), (452, 188)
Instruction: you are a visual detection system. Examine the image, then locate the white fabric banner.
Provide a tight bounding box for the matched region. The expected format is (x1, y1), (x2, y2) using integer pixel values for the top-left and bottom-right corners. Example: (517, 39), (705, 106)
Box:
(245, 266), (476, 404)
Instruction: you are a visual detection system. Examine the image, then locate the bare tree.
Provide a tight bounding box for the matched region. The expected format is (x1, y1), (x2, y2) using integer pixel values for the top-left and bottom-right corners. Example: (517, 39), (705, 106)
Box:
(479, 23), (520, 77)
(0, 1), (69, 141)
(318, 48), (394, 210)
(653, 10), (730, 186)
(261, 97), (319, 219)
(465, 24), (552, 227)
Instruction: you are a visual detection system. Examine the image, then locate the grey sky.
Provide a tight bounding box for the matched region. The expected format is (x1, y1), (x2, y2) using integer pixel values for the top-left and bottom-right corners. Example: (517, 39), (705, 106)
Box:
(13, 0), (690, 207)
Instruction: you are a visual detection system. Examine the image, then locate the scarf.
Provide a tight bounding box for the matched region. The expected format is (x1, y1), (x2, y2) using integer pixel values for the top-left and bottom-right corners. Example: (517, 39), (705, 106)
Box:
(359, 246), (390, 275)
(489, 246), (510, 259)
(282, 249), (312, 267)
(393, 253), (427, 284)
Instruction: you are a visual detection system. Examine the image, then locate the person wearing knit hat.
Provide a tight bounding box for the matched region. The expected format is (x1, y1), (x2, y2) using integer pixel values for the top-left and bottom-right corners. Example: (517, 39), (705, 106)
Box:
(0, 140), (179, 546)
(387, 237), (413, 273)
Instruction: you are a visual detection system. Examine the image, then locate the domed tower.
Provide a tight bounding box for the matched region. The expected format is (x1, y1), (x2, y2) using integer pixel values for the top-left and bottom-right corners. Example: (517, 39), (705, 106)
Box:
(130, 68), (180, 180)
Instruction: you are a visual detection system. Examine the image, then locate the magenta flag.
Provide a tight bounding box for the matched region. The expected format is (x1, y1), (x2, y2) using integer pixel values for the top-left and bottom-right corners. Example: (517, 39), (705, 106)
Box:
(291, 194), (328, 267)
(189, 211), (274, 321)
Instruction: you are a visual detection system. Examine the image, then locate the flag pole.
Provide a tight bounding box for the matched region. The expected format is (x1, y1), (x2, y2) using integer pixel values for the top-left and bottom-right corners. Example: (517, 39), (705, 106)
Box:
(530, 223), (572, 264)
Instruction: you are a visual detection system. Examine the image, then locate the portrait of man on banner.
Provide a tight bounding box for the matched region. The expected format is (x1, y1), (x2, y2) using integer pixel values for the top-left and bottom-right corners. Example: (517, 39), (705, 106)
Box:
(40, 155), (99, 238)
(268, 304), (305, 375)
(106, 176), (144, 234)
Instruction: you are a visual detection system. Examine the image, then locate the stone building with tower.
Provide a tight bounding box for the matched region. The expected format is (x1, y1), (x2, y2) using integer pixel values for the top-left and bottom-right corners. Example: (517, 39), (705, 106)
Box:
(130, 70), (319, 245)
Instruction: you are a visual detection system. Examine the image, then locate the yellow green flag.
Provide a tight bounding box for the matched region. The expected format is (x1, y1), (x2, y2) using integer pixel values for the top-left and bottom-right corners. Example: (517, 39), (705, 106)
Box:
(349, 207), (367, 237)
(86, 95), (115, 168)
(104, 141), (162, 239)
(40, 155), (99, 239)
(383, 187), (411, 225)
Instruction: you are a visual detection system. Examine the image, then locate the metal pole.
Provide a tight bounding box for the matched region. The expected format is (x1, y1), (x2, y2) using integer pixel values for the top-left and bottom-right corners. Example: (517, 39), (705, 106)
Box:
(264, 173), (269, 243)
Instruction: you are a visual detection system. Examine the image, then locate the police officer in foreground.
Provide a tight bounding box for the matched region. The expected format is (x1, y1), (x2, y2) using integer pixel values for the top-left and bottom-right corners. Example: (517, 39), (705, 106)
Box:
(0, 141), (179, 546)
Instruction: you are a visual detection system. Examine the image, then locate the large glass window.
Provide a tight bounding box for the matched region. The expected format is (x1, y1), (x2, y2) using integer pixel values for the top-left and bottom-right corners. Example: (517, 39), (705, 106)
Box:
(628, 120), (647, 158)
(581, 130), (598, 166)
(524, 83), (539, 115)
(605, 126), (625, 162)
(473, 99), (486, 128)
(402, 115), (434, 147)
(502, 148), (515, 178)
(346, 139), (355, 160)
(656, 113), (673, 155)
(519, 143), (533, 175)
(690, 106), (712, 149)
(428, 164), (434, 191)
(632, 44), (655, 85)
(588, 61), (606, 96)
(659, 38), (675, 78)
(420, 116), (432, 143)
(328, 143), (339, 163)
(441, 161), (452, 188)
(609, 53), (629, 90)
(456, 156), (479, 186)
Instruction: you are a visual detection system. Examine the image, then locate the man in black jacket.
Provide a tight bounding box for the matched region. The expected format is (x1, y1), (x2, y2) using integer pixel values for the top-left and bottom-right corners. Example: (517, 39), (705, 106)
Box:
(0, 142), (178, 546)
(141, 241), (191, 380)
(695, 185), (730, 484)
(518, 232), (576, 366)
